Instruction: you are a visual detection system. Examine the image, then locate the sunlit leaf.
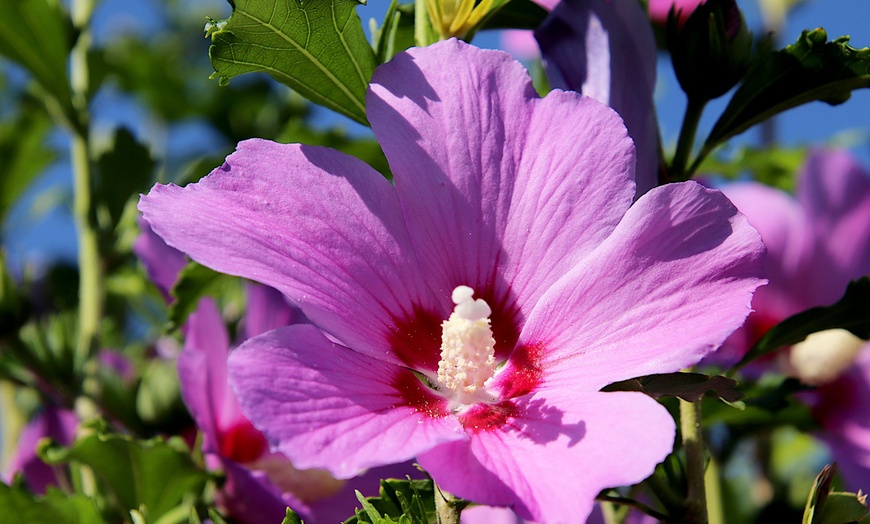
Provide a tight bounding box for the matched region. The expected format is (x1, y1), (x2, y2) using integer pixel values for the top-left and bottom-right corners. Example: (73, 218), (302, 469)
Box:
(39, 426), (209, 521)
(208, 0), (377, 125)
(344, 478), (435, 524)
(0, 484), (106, 524)
(167, 261), (232, 332)
(705, 29), (870, 152)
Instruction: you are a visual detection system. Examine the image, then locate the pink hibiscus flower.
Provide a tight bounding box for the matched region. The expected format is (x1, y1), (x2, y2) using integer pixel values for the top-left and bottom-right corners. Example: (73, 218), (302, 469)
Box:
(719, 149), (870, 489)
(139, 40), (764, 521)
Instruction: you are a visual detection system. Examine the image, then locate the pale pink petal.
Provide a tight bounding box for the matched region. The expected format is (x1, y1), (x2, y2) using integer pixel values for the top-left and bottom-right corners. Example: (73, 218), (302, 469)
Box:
(228, 324), (466, 478)
(537, 0), (659, 196)
(419, 390), (675, 523)
(369, 39), (635, 321)
(461, 505), (524, 524)
(513, 181), (765, 390)
(139, 139), (438, 366)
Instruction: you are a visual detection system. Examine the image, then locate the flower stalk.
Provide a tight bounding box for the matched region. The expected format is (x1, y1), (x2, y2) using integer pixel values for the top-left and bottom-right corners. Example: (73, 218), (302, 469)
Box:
(670, 96), (707, 181)
(434, 484), (467, 524)
(680, 398), (707, 523)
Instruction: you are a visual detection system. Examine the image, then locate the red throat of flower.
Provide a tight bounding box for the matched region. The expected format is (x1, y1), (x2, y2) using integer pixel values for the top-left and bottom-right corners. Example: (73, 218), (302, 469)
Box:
(391, 286), (543, 433)
(219, 419), (269, 464)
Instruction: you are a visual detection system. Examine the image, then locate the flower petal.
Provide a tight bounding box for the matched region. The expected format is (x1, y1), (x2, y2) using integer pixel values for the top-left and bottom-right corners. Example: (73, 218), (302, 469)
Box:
(368, 39), (636, 320)
(537, 0), (659, 196)
(177, 298), (236, 449)
(217, 458), (308, 523)
(419, 390), (675, 522)
(139, 139), (437, 365)
(242, 283), (305, 341)
(518, 181), (765, 390)
(133, 218), (187, 300)
(3, 406), (77, 494)
(798, 149), (870, 305)
(228, 324), (466, 478)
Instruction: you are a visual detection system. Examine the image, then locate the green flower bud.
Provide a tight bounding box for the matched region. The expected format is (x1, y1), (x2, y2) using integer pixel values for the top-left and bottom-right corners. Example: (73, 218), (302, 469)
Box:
(668, 0), (754, 101)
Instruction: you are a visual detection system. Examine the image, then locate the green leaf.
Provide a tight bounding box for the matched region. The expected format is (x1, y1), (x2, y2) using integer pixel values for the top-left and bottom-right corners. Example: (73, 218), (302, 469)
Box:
(705, 29), (870, 151)
(696, 144), (808, 192)
(39, 427), (209, 522)
(477, 0), (547, 31)
(93, 128), (156, 239)
(815, 492), (870, 524)
(281, 507), (305, 524)
(734, 277), (870, 371)
(0, 95), (56, 224)
(0, 0), (75, 120)
(166, 261), (232, 332)
(208, 0), (377, 125)
(0, 484), (106, 524)
(602, 372), (743, 403)
(135, 359), (185, 428)
(343, 478), (435, 524)
(803, 464), (836, 524)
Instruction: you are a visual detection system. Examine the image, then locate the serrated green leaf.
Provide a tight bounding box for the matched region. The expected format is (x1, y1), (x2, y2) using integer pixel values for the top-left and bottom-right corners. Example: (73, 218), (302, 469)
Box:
(0, 0), (75, 120)
(704, 29), (870, 152)
(815, 492), (870, 524)
(167, 261), (231, 332)
(734, 277), (870, 371)
(602, 372), (743, 403)
(39, 430), (209, 521)
(0, 484), (106, 524)
(208, 0), (377, 125)
(344, 478), (435, 524)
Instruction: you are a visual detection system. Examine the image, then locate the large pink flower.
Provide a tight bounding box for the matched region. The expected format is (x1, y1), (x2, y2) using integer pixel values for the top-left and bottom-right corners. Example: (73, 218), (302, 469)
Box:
(139, 40), (765, 522)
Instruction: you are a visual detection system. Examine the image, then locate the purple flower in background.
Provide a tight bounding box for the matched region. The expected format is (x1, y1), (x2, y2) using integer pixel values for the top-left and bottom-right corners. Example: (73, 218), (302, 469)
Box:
(718, 149), (870, 490)
(140, 40), (764, 521)
(3, 406), (77, 494)
(537, 0), (660, 197)
(135, 223), (409, 522)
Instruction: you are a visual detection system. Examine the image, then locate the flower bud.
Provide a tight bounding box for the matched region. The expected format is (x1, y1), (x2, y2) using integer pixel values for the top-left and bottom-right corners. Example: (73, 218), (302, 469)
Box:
(668, 0), (753, 101)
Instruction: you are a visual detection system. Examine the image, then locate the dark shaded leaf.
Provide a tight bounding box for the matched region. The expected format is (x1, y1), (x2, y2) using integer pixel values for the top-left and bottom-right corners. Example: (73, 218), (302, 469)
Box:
(479, 0), (547, 30)
(817, 492), (870, 524)
(803, 464), (837, 524)
(93, 128), (156, 235)
(208, 0), (377, 125)
(735, 278), (870, 371)
(167, 261), (232, 332)
(0, 0), (75, 121)
(602, 372), (743, 403)
(705, 29), (870, 151)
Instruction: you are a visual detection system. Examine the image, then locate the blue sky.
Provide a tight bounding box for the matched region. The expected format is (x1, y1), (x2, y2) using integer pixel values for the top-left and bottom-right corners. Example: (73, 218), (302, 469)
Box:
(2, 0), (868, 273)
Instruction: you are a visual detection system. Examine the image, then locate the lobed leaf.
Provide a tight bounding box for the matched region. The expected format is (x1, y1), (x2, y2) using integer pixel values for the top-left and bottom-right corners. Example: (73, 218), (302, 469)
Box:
(705, 29), (870, 152)
(208, 0), (377, 125)
(602, 372), (743, 403)
(0, 484), (106, 524)
(39, 428), (209, 522)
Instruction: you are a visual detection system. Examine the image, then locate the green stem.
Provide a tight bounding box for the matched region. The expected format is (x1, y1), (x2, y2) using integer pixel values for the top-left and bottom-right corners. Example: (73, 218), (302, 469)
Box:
(670, 96), (707, 182)
(434, 484), (466, 524)
(705, 454), (725, 524)
(70, 0), (101, 371)
(680, 399), (707, 524)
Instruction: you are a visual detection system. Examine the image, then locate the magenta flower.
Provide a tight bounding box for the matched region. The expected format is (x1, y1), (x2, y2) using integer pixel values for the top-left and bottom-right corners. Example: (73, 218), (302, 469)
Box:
(648, 0), (706, 24)
(139, 40), (764, 521)
(536, 0), (660, 196)
(718, 149), (870, 490)
(3, 406), (77, 494)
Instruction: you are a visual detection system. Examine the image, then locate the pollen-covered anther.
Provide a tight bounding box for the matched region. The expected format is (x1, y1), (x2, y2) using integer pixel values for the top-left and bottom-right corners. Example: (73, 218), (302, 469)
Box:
(437, 286), (497, 401)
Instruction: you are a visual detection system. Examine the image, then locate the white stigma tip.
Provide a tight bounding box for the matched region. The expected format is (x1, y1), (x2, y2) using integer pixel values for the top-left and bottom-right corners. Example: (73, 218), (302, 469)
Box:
(452, 285), (475, 304)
